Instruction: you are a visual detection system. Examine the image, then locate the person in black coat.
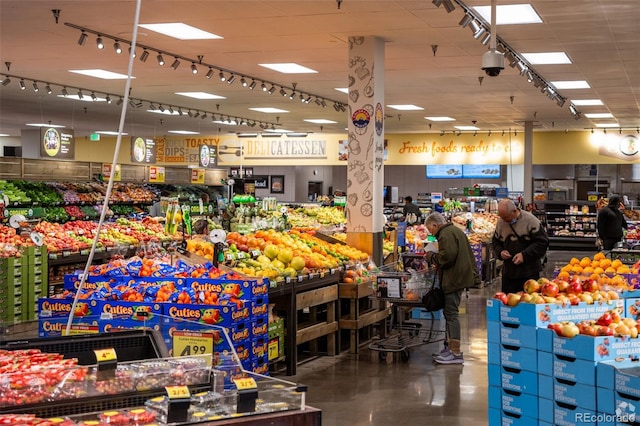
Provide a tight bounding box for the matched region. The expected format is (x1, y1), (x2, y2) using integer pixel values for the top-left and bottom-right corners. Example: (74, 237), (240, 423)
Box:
(597, 195), (627, 250)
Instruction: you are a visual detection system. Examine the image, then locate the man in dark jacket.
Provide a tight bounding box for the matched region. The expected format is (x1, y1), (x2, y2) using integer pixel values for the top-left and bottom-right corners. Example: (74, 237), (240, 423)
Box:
(424, 212), (480, 365)
(492, 199), (549, 294)
(597, 195), (627, 250)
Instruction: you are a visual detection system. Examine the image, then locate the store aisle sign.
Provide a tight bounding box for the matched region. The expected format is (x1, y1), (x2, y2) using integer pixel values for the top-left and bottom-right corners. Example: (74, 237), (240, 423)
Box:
(149, 166), (165, 183)
(191, 168), (205, 184)
(131, 137), (156, 164)
(40, 127), (75, 159)
(243, 138), (327, 159)
(198, 144), (218, 168)
(102, 164), (121, 181)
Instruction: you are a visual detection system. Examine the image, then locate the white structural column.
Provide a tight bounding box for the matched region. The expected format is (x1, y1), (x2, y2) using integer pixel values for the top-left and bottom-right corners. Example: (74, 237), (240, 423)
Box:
(345, 36), (385, 264)
(523, 120), (533, 204)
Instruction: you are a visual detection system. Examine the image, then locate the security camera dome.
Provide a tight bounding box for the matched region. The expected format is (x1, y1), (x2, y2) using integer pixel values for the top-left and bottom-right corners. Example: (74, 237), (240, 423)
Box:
(481, 50), (505, 77)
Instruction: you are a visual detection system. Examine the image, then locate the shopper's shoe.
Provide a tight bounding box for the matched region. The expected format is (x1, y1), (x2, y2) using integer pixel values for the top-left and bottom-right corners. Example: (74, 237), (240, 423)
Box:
(434, 351), (464, 364)
(432, 347), (450, 358)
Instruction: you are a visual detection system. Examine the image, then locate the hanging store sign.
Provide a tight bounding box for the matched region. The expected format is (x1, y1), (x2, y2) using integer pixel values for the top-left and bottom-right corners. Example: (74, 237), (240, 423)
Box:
(40, 128), (75, 159)
(191, 168), (205, 184)
(102, 164), (121, 181)
(198, 144), (218, 168)
(131, 137), (156, 164)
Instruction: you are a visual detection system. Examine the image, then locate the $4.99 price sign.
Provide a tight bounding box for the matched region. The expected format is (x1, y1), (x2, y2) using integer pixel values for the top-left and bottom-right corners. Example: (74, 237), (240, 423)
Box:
(172, 331), (214, 360)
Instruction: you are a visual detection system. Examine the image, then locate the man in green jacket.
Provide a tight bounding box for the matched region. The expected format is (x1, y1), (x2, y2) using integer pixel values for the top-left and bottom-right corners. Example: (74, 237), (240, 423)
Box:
(424, 212), (480, 364)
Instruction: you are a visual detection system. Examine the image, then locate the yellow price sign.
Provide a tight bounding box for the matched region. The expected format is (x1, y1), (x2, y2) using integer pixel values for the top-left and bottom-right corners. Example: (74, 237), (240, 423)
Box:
(233, 377), (257, 391)
(165, 385), (191, 400)
(93, 348), (117, 362)
(268, 340), (279, 360)
(172, 331), (214, 359)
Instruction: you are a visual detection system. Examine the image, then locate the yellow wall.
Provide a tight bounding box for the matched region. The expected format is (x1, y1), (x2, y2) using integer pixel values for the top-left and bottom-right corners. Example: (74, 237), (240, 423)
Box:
(74, 131), (640, 166)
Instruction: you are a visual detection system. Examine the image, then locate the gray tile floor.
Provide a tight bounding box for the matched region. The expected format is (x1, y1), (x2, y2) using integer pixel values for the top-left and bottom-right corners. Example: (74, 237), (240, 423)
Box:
(284, 250), (595, 426)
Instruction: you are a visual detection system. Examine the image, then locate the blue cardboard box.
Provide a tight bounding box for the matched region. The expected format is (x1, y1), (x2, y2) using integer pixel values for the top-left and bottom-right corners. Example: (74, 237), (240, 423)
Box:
(486, 298), (623, 327)
(487, 320), (537, 349)
(251, 295), (269, 317)
(553, 403), (598, 426)
(538, 374), (596, 408)
(162, 303), (240, 328)
(552, 332), (640, 362)
(96, 300), (162, 327)
(38, 317), (100, 337)
(625, 297), (640, 320)
(487, 363), (538, 395)
(411, 308), (443, 320)
(537, 351), (598, 386)
(488, 342), (539, 372)
(488, 408), (540, 426)
(596, 387), (639, 422)
(488, 385), (538, 419)
(38, 298), (100, 318)
(251, 313), (269, 338)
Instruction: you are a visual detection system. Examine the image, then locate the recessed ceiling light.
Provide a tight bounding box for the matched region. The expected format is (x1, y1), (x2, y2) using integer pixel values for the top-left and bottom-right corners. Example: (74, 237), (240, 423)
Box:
(168, 130), (200, 135)
(595, 123), (619, 128)
(26, 123), (65, 128)
(473, 4), (543, 25)
(571, 99), (603, 106)
(249, 107), (290, 114)
(335, 88), (349, 94)
(175, 92), (226, 100)
(454, 125), (480, 131)
(259, 63), (318, 74)
(0, 134), (10, 137)
(425, 116), (456, 122)
(57, 95), (107, 102)
(147, 109), (180, 115)
(388, 105), (424, 111)
(139, 23), (222, 40)
(69, 69), (133, 79)
(521, 52), (571, 64)
(304, 119), (337, 124)
(550, 80), (590, 89)
(95, 131), (128, 135)
(584, 113), (614, 119)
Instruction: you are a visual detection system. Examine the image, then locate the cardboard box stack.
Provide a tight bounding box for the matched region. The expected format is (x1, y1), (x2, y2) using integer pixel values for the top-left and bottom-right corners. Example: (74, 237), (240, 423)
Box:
(486, 297), (638, 426)
(0, 256), (25, 323)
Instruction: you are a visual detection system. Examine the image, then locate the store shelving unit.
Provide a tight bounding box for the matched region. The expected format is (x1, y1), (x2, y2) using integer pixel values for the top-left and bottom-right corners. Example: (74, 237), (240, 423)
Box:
(536, 201), (597, 250)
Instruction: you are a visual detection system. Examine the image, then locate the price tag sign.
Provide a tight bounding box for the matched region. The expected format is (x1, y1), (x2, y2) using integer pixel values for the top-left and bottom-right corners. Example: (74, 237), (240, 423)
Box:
(233, 377), (257, 391)
(237, 252), (246, 259)
(94, 348), (117, 362)
(172, 331), (213, 364)
(251, 250), (261, 257)
(268, 340), (280, 360)
(320, 271), (325, 278)
(165, 385), (191, 400)
(297, 275), (303, 283)
(93, 348), (117, 381)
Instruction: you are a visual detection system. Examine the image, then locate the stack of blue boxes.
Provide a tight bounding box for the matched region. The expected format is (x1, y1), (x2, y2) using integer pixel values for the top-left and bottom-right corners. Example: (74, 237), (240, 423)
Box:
(487, 297), (629, 425)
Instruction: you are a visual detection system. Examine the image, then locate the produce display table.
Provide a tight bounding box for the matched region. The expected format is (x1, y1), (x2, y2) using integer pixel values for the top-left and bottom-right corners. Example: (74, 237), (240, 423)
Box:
(198, 406), (321, 426)
(269, 272), (340, 376)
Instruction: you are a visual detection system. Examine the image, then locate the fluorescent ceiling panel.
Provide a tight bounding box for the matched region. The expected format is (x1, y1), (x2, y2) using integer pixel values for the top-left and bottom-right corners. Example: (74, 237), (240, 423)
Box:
(473, 4), (543, 25)
(388, 105), (424, 111)
(595, 123), (619, 128)
(0, 134), (9, 137)
(69, 69), (132, 79)
(95, 131), (128, 135)
(26, 123), (65, 128)
(335, 88), (349, 94)
(249, 107), (289, 113)
(168, 130), (200, 134)
(521, 52), (571, 64)
(584, 113), (614, 119)
(571, 99), (603, 106)
(454, 125), (480, 131)
(147, 109), (180, 115)
(550, 80), (590, 89)
(176, 92), (225, 100)
(425, 116), (456, 122)
(304, 119), (337, 124)
(57, 95), (107, 102)
(259, 63), (318, 74)
(212, 120), (237, 125)
(139, 23), (222, 40)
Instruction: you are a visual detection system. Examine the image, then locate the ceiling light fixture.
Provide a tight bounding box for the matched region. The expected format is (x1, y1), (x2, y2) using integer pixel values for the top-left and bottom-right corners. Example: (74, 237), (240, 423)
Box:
(62, 87), (68, 97)
(203, 68), (213, 79)
(240, 77), (247, 87)
(1, 77), (10, 86)
(190, 62), (198, 74)
(128, 46), (136, 58)
(32, 81), (39, 92)
(158, 104), (165, 112)
(459, 14), (473, 28)
(91, 92), (97, 101)
(105, 94), (111, 103)
(227, 74), (236, 84)
(168, 106), (175, 114)
(261, 82), (267, 92)
(268, 85), (276, 94)
(116, 97), (123, 105)
(249, 80), (256, 90)
(96, 36), (104, 49)
(77, 90), (83, 99)
(45, 84), (52, 94)
(480, 32), (492, 45)
(156, 53), (165, 66)
(289, 91), (296, 100)
(78, 32), (88, 46)
(218, 71), (226, 82)
(139, 49), (149, 62)
(18, 79), (26, 90)
(113, 40), (122, 54)
(177, 107), (183, 115)
(280, 87), (287, 97)
(170, 57), (180, 70)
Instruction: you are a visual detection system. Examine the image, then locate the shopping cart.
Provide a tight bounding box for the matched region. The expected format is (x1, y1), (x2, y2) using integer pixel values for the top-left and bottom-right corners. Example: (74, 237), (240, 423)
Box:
(368, 256), (446, 363)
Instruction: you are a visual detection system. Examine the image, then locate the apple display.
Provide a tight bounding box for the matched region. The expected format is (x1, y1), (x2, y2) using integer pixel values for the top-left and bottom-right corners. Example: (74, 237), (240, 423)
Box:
(523, 279), (541, 294)
(541, 282), (559, 298)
